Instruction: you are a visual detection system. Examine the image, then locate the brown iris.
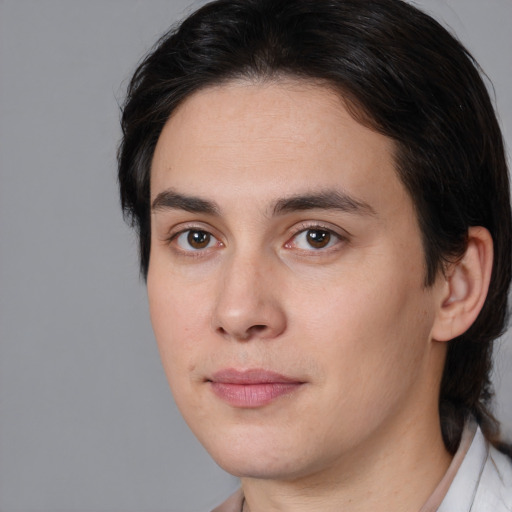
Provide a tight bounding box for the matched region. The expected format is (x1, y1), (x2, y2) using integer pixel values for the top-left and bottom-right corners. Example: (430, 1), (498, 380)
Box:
(187, 230), (211, 249)
(306, 229), (331, 248)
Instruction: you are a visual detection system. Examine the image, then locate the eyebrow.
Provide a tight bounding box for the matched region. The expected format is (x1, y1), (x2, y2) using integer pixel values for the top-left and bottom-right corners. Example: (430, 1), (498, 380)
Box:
(152, 189), (220, 215)
(272, 190), (376, 216)
(151, 188), (376, 217)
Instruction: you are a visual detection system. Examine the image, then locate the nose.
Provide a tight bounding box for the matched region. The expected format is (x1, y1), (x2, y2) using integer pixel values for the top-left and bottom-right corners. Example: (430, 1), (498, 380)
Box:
(212, 252), (287, 341)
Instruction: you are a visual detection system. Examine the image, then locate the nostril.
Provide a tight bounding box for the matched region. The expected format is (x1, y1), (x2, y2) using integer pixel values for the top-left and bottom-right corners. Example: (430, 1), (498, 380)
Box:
(243, 324), (269, 339)
(215, 323), (268, 340)
(212, 296), (287, 340)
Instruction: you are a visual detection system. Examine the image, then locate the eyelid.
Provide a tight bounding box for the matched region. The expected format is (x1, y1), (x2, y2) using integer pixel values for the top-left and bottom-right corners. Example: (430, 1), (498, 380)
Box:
(161, 220), (348, 255)
(287, 221), (350, 239)
(166, 222), (224, 254)
(284, 221), (349, 251)
(166, 220), (220, 239)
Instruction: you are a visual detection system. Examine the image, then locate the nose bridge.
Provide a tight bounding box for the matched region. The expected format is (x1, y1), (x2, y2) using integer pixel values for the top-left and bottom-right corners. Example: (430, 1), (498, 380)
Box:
(212, 245), (286, 341)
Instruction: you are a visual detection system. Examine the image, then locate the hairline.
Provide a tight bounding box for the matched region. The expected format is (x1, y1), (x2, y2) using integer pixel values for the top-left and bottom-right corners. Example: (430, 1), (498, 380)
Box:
(146, 72), (435, 284)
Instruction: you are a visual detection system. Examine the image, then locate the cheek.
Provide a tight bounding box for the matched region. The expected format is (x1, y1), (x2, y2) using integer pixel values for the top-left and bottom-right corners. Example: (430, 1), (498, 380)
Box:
(290, 255), (435, 386)
(147, 269), (210, 382)
(292, 283), (435, 444)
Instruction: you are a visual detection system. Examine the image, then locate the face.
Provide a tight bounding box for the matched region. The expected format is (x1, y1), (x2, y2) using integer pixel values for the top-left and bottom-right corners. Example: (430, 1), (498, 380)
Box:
(148, 80), (446, 481)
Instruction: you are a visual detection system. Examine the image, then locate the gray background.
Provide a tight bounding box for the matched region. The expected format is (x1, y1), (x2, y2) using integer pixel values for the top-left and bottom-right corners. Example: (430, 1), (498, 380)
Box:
(0, 0), (510, 511)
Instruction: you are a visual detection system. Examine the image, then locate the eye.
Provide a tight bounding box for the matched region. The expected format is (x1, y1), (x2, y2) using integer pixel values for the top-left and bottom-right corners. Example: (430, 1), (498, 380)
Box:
(174, 229), (219, 251)
(287, 227), (342, 251)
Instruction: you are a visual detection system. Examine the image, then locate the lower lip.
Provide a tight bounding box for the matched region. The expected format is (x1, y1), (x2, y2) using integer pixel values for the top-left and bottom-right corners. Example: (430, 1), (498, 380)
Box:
(210, 382), (302, 408)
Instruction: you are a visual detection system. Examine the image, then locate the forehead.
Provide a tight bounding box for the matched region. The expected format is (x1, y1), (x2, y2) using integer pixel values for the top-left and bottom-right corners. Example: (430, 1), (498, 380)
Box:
(150, 79), (407, 217)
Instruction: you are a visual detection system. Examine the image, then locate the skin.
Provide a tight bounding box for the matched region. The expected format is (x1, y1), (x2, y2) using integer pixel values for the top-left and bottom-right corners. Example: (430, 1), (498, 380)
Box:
(148, 80), (455, 512)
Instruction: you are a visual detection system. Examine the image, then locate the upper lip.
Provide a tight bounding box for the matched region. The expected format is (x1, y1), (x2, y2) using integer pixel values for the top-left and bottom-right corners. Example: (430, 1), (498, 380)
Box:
(209, 368), (303, 384)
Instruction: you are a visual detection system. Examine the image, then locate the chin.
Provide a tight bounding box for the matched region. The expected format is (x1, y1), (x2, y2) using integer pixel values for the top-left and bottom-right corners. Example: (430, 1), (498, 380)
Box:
(215, 452), (307, 481)
(196, 424), (325, 481)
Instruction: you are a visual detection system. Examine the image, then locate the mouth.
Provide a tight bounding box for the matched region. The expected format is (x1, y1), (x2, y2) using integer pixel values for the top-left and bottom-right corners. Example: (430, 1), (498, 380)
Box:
(207, 368), (305, 408)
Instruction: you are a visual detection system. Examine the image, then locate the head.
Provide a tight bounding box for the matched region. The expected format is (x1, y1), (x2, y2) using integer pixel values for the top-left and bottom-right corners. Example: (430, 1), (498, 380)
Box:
(118, 0), (511, 459)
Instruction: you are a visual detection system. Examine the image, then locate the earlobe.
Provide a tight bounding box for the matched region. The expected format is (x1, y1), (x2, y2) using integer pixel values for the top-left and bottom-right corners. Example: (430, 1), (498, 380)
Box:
(431, 227), (493, 342)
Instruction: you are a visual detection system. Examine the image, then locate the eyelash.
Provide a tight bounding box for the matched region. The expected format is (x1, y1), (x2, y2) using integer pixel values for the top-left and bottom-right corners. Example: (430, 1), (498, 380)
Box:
(285, 223), (345, 253)
(167, 226), (223, 255)
(166, 223), (346, 256)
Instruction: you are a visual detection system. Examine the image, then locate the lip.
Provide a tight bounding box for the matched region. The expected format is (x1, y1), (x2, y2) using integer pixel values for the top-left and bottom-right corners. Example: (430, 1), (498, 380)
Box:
(208, 369), (304, 408)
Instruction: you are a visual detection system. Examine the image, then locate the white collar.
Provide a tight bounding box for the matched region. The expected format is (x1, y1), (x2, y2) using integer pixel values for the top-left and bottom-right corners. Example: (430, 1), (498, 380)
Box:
(437, 422), (512, 512)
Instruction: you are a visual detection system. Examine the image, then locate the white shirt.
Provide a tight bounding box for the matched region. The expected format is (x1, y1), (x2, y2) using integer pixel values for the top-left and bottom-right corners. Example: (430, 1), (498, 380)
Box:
(434, 424), (512, 511)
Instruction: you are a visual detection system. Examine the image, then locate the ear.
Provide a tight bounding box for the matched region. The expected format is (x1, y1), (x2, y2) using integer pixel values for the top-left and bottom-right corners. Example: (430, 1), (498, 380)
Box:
(431, 226), (493, 342)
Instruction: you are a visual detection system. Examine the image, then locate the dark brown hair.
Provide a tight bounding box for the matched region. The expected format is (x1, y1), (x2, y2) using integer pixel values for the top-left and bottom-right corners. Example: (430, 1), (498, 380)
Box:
(118, 0), (512, 452)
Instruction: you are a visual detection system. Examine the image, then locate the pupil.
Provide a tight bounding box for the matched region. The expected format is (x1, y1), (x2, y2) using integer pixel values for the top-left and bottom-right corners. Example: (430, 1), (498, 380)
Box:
(188, 230), (210, 248)
(307, 229), (330, 248)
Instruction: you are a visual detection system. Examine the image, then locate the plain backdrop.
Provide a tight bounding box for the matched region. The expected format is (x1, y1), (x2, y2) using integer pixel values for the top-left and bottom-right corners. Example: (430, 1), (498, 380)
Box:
(0, 1), (511, 511)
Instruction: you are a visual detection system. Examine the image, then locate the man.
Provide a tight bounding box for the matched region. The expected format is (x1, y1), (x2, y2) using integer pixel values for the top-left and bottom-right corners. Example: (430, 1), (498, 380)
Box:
(117, 0), (512, 510)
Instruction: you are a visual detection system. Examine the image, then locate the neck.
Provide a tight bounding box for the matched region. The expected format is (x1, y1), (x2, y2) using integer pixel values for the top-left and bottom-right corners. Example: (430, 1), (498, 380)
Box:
(240, 408), (452, 512)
